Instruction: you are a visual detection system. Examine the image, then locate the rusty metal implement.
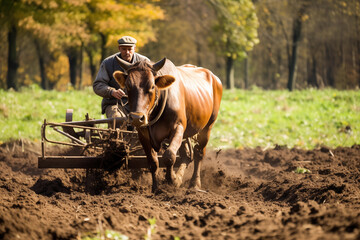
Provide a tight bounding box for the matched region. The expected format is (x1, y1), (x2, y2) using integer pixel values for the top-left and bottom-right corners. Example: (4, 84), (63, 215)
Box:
(38, 109), (193, 170)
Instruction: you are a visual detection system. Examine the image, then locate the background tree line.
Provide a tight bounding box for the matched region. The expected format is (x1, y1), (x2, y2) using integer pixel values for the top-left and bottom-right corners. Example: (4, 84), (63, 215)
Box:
(0, 0), (359, 91)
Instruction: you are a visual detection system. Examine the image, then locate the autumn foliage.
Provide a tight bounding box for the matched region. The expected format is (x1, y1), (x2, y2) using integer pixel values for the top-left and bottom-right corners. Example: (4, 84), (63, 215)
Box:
(0, 0), (359, 90)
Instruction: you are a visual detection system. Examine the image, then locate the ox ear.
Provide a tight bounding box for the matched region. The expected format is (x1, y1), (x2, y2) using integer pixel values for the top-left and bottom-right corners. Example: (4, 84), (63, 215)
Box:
(113, 71), (127, 88)
(155, 75), (175, 89)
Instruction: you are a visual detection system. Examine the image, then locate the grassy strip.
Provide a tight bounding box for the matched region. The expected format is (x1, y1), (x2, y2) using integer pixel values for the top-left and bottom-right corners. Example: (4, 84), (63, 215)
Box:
(0, 85), (359, 149)
(212, 87), (359, 149)
(0, 85), (102, 143)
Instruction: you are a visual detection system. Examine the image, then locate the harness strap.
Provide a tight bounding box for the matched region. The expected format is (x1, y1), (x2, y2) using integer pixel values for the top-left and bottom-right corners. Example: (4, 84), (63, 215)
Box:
(116, 96), (129, 117)
(141, 89), (168, 150)
(147, 86), (159, 117)
(140, 89), (168, 128)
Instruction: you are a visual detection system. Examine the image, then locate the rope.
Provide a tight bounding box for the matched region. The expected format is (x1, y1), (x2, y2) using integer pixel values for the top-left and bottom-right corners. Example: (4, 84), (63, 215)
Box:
(140, 89), (168, 128)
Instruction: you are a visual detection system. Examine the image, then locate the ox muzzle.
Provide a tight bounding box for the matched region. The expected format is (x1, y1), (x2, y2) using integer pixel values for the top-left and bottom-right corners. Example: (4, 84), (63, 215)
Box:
(129, 112), (148, 128)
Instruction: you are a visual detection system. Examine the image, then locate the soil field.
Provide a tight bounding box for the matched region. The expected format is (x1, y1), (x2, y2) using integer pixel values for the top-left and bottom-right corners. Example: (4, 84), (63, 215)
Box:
(0, 140), (360, 240)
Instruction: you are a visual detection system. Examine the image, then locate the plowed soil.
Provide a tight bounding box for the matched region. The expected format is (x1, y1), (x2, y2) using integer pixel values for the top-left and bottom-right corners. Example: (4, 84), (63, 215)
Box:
(1, 140), (360, 240)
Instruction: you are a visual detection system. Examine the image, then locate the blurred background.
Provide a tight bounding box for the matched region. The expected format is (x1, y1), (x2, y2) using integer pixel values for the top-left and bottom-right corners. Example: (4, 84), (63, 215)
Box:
(0, 0), (359, 91)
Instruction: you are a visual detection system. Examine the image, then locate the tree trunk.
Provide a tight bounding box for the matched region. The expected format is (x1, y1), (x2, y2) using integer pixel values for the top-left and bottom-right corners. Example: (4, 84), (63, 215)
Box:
(306, 54), (311, 87)
(307, 53), (319, 88)
(226, 56), (234, 89)
(266, 46), (276, 89)
(356, 13), (360, 88)
(34, 39), (48, 90)
(244, 57), (248, 89)
(67, 48), (78, 88)
(357, 39), (360, 88)
(78, 42), (83, 90)
(6, 25), (19, 90)
(196, 41), (202, 67)
(287, 6), (305, 91)
(325, 44), (335, 87)
(287, 44), (298, 91)
(274, 50), (282, 89)
(100, 32), (107, 64)
(86, 47), (97, 80)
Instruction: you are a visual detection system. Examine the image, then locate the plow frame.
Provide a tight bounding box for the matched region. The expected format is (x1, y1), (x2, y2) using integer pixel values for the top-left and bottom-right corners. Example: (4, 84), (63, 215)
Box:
(38, 110), (193, 169)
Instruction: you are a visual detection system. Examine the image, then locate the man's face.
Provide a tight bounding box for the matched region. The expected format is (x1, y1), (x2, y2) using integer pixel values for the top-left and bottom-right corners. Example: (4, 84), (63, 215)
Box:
(119, 46), (135, 62)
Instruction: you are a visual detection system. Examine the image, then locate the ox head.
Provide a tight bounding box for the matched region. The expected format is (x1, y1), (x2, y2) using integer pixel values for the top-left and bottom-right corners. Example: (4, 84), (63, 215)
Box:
(113, 57), (175, 128)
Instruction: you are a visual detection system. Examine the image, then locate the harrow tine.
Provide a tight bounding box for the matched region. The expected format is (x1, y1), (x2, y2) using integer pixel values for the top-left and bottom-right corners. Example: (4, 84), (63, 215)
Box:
(52, 127), (86, 145)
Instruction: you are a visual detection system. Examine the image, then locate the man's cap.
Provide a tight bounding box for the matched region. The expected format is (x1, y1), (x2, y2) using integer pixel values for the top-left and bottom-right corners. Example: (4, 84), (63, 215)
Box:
(117, 36), (137, 46)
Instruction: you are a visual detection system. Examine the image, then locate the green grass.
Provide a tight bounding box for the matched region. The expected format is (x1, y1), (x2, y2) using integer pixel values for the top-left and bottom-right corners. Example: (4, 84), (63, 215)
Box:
(293, 167), (311, 174)
(211, 87), (359, 149)
(0, 85), (103, 143)
(0, 85), (359, 149)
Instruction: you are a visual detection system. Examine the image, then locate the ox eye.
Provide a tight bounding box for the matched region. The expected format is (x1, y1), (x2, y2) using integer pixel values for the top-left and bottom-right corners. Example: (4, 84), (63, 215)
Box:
(148, 85), (155, 93)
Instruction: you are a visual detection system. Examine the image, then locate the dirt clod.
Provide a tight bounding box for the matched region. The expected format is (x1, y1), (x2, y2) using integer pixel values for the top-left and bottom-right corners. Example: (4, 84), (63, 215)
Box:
(0, 140), (360, 239)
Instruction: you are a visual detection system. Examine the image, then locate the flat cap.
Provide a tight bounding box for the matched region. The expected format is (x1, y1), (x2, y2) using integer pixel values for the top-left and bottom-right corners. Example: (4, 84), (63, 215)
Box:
(117, 36), (137, 46)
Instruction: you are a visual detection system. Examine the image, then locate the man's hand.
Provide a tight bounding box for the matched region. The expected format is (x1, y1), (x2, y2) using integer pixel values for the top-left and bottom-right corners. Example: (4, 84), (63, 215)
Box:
(111, 89), (126, 99)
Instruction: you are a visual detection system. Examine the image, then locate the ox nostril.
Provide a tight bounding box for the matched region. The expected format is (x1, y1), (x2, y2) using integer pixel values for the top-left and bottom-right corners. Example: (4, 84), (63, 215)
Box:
(129, 112), (146, 126)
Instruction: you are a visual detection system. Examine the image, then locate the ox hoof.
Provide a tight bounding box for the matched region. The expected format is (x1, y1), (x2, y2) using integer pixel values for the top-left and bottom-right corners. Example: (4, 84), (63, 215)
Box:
(151, 182), (159, 193)
(153, 188), (164, 195)
(174, 176), (183, 188)
(165, 175), (182, 188)
(189, 185), (202, 191)
(189, 179), (201, 190)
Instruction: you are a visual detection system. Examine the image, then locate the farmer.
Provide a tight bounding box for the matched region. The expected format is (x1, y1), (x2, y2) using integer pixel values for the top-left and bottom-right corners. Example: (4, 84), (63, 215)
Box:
(93, 36), (150, 119)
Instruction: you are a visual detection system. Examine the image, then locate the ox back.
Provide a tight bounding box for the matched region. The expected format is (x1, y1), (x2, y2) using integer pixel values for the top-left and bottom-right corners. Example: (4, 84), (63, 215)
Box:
(157, 60), (223, 140)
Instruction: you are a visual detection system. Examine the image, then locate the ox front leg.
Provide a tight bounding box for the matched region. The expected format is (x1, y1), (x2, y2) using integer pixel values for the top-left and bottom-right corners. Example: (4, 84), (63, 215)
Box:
(163, 125), (184, 187)
(140, 136), (160, 193)
(147, 148), (160, 193)
(176, 140), (192, 186)
(190, 126), (213, 190)
(189, 144), (205, 190)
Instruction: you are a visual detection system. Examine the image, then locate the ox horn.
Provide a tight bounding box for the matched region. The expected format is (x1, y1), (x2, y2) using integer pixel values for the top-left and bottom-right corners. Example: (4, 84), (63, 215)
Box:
(152, 57), (167, 72)
(116, 55), (132, 71)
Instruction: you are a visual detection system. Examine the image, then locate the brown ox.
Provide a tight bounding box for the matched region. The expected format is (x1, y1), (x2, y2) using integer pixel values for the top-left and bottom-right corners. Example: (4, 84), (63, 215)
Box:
(113, 57), (222, 192)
